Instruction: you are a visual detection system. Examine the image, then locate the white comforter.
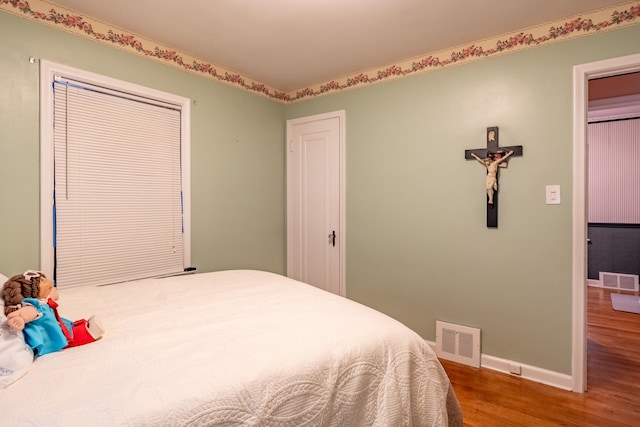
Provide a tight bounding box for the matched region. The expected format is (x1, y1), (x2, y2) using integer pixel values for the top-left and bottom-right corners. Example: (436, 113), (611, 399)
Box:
(1, 270), (461, 426)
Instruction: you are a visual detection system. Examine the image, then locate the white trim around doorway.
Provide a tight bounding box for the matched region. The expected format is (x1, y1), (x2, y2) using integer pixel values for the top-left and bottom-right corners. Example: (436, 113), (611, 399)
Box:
(572, 52), (640, 393)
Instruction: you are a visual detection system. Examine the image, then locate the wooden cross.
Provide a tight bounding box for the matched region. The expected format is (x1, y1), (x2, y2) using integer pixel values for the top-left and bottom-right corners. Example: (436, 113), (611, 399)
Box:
(464, 126), (523, 228)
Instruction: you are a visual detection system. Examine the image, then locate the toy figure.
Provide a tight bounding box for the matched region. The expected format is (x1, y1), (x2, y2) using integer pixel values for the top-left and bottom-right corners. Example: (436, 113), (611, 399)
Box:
(2, 270), (104, 357)
(471, 150), (514, 204)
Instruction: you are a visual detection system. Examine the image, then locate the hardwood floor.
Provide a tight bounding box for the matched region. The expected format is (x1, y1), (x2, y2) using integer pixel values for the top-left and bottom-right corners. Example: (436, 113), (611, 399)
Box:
(440, 286), (640, 426)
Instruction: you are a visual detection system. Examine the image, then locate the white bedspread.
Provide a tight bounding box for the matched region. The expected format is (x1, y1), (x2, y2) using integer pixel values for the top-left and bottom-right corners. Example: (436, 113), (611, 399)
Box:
(1, 270), (461, 426)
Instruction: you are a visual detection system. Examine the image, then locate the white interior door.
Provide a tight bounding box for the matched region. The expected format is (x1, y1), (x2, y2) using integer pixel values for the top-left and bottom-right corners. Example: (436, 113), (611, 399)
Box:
(287, 111), (345, 296)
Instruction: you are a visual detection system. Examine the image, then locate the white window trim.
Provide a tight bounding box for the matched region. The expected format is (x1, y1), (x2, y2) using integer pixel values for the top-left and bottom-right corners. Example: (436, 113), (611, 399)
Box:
(39, 60), (191, 279)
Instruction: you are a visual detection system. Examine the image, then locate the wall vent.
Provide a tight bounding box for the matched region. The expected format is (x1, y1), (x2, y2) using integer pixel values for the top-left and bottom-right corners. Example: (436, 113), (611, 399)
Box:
(599, 272), (639, 292)
(435, 321), (480, 368)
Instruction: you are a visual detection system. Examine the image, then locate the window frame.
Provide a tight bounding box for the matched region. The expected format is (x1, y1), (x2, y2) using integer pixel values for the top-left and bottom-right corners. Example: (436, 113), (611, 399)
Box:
(39, 60), (191, 282)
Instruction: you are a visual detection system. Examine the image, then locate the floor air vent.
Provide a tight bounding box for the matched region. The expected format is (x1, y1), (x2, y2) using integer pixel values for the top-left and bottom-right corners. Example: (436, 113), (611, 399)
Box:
(435, 321), (480, 368)
(599, 272), (639, 292)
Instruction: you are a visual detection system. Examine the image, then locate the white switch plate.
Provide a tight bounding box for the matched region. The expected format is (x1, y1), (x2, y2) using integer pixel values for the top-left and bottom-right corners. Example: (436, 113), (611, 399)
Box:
(546, 185), (561, 204)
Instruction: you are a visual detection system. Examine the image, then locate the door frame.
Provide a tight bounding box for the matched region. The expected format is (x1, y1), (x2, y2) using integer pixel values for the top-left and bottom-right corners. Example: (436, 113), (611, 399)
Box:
(286, 110), (347, 296)
(572, 52), (640, 392)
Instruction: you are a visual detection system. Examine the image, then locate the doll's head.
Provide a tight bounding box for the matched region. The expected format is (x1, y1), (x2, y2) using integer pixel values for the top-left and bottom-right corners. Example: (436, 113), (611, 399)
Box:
(2, 271), (54, 316)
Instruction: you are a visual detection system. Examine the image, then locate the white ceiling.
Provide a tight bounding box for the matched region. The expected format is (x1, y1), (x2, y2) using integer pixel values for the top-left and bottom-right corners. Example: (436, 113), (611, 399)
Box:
(49, 0), (628, 92)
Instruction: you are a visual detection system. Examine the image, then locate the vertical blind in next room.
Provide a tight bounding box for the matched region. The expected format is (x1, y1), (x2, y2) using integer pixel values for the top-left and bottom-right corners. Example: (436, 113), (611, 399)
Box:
(53, 78), (185, 288)
(588, 117), (640, 224)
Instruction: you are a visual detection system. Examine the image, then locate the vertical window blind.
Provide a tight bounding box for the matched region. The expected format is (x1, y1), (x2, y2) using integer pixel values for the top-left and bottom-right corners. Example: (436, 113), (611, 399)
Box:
(588, 117), (640, 224)
(53, 77), (185, 288)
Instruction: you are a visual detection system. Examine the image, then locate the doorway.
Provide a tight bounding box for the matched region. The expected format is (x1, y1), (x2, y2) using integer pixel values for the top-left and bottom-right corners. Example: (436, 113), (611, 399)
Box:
(572, 53), (640, 392)
(286, 110), (346, 296)
(587, 84), (640, 287)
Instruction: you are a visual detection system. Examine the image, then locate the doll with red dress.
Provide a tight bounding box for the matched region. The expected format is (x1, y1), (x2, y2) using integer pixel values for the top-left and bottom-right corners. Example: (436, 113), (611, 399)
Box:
(2, 270), (104, 357)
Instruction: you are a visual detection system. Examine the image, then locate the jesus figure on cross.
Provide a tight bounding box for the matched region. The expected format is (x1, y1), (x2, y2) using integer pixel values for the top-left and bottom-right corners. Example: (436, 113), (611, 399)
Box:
(471, 149), (514, 204)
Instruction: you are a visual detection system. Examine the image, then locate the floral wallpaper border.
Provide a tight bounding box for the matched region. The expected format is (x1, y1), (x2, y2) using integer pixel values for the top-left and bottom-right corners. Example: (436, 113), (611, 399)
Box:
(1, 0), (639, 103)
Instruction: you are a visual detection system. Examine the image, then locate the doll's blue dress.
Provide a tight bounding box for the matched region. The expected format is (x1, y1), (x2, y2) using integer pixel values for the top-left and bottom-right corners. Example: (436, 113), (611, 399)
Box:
(20, 298), (72, 356)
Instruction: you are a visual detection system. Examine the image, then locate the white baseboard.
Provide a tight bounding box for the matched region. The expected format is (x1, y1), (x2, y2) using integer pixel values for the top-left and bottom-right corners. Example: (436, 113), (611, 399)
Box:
(426, 340), (574, 391)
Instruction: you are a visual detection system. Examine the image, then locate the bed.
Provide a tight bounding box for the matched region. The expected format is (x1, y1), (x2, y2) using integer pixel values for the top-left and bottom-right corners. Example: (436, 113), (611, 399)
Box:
(1, 269), (462, 426)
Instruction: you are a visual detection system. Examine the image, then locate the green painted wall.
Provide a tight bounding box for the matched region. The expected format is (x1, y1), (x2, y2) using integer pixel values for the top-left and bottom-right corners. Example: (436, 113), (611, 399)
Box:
(0, 13), (286, 276)
(2, 8), (640, 376)
(285, 25), (640, 374)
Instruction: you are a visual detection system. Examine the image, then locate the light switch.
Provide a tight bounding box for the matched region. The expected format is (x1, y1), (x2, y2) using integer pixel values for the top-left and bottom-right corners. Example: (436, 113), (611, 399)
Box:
(546, 185), (561, 204)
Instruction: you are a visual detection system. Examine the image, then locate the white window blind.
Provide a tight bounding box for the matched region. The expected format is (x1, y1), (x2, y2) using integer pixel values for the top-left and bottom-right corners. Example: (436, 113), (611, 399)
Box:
(588, 118), (640, 224)
(53, 77), (185, 288)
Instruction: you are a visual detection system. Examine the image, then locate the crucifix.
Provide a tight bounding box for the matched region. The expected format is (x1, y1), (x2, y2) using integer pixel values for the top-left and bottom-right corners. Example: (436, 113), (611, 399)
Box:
(464, 126), (523, 228)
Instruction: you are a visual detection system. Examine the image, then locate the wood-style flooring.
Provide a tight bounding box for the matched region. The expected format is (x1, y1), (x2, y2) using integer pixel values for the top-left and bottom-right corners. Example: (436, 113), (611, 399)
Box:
(440, 286), (640, 426)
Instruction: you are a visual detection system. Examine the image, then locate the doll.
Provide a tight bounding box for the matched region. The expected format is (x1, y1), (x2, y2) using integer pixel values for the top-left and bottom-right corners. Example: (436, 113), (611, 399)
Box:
(2, 270), (104, 357)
